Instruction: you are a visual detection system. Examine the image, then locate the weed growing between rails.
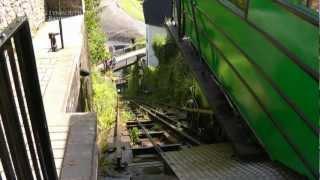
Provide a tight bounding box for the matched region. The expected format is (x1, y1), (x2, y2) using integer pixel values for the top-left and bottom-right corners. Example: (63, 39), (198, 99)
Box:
(129, 127), (140, 145)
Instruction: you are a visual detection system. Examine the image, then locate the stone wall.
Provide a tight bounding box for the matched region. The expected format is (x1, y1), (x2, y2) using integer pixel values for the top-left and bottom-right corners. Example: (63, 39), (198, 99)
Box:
(45, 0), (83, 10)
(65, 20), (87, 113)
(0, 0), (45, 33)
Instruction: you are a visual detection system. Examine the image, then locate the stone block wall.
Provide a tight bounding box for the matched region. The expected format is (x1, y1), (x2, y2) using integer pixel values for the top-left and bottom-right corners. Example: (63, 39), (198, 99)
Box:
(45, 0), (83, 10)
(0, 0), (45, 33)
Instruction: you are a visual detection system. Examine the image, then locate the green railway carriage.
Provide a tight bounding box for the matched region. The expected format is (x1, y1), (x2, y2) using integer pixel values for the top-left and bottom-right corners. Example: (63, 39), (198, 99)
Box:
(172, 0), (318, 179)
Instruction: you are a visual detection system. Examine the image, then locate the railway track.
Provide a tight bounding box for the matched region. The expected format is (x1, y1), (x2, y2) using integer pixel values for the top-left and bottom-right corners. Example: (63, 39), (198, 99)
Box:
(126, 100), (206, 179)
(103, 99), (195, 180)
(131, 100), (203, 146)
(102, 99), (303, 180)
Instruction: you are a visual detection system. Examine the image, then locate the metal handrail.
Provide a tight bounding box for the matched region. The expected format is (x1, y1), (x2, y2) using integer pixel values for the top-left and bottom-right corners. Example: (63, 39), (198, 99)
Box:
(0, 17), (58, 180)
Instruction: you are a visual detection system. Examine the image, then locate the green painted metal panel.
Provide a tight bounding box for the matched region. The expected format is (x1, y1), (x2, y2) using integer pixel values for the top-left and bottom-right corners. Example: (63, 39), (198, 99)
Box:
(180, 0), (318, 179)
(248, 0), (318, 76)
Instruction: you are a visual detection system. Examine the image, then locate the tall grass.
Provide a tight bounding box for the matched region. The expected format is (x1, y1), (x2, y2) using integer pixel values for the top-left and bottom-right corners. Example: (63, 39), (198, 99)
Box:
(92, 70), (117, 130)
(85, 0), (110, 64)
(85, 0), (117, 130)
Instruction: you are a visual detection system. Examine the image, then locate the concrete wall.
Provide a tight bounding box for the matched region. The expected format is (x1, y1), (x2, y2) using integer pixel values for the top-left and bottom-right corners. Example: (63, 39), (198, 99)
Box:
(0, 0), (45, 33)
(45, 0), (83, 10)
(65, 20), (90, 113)
(66, 62), (81, 112)
(79, 27), (94, 112)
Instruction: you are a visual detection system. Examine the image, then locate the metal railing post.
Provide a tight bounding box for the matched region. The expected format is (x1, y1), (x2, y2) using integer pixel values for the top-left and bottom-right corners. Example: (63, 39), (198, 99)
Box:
(0, 17), (59, 180)
(59, 0), (64, 49)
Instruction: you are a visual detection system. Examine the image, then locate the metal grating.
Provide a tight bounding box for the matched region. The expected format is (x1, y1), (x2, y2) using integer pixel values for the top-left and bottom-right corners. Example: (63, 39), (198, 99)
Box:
(163, 144), (303, 180)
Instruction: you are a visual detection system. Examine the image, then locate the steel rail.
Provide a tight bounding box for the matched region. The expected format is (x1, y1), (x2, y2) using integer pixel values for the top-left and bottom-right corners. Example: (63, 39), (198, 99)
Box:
(131, 101), (202, 145)
(133, 115), (181, 180)
(134, 118), (164, 155)
(154, 102), (214, 115)
(140, 103), (190, 129)
(133, 99), (214, 115)
(114, 96), (123, 168)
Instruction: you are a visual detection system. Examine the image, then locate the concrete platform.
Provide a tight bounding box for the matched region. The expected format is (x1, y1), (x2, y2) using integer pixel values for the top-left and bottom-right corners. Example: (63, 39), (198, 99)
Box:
(32, 15), (85, 177)
(163, 144), (302, 180)
(32, 15), (98, 179)
(59, 113), (98, 180)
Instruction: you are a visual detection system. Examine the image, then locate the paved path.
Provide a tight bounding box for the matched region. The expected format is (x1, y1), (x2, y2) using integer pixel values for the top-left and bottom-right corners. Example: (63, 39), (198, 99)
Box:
(32, 15), (84, 176)
(99, 0), (146, 42)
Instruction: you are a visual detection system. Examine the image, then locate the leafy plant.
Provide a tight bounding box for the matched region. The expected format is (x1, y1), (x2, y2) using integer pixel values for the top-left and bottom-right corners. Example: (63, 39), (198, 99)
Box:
(121, 109), (134, 122)
(92, 70), (117, 130)
(125, 35), (209, 108)
(99, 156), (111, 176)
(130, 127), (140, 145)
(84, 0), (110, 64)
(134, 36), (147, 49)
(151, 124), (162, 131)
(126, 64), (141, 97)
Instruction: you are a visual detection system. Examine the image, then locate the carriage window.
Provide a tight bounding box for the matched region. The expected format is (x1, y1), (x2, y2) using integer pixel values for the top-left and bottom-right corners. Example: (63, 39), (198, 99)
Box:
(219, 0), (249, 17)
(227, 0), (248, 11)
(276, 0), (318, 24)
(308, 0), (319, 12)
(291, 0), (319, 12)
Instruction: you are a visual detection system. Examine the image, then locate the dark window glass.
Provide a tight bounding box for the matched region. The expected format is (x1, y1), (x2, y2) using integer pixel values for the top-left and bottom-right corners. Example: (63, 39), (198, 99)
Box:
(227, 0), (248, 11)
(277, 0), (318, 24)
(291, 0), (319, 12)
(309, 0), (319, 12)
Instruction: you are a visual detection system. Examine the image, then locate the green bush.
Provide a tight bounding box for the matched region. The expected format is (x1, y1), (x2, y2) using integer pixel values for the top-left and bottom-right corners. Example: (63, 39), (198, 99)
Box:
(92, 70), (117, 130)
(151, 124), (162, 131)
(126, 64), (141, 97)
(130, 127), (140, 145)
(125, 35), (209, 108)
(121, 108), (135, 122)
(134, 36), (147, 49)
(85, 0), (110, 64)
